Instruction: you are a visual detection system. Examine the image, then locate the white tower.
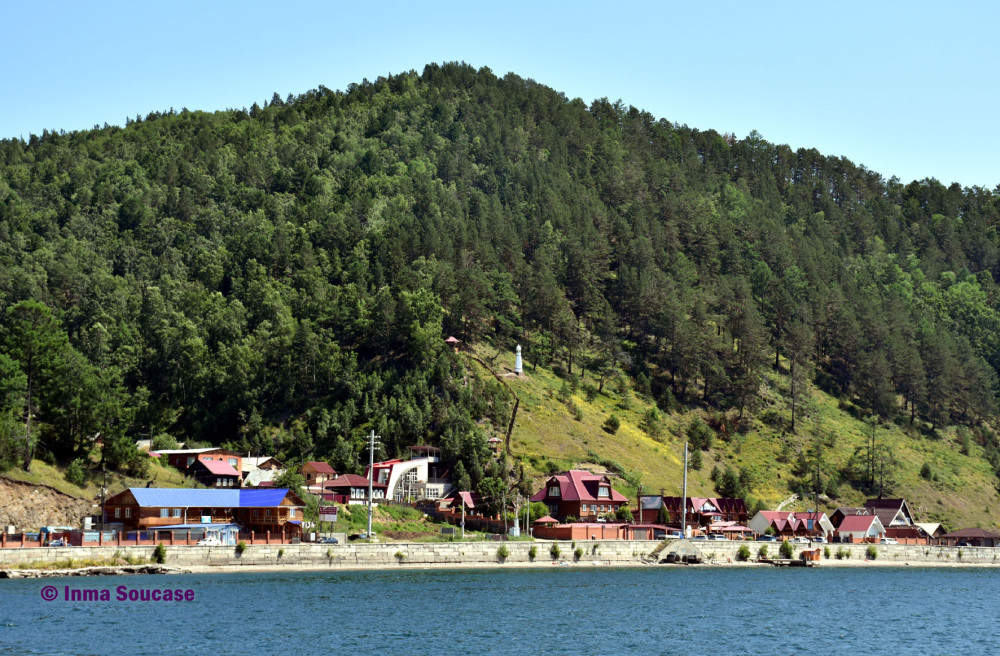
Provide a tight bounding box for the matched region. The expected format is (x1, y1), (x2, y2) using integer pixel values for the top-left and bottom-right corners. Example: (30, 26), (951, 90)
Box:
(514, 344), (523, 375)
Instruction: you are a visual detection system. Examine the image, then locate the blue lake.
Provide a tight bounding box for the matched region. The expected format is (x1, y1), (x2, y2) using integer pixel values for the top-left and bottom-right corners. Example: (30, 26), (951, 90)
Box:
(2, 566), (998, 654)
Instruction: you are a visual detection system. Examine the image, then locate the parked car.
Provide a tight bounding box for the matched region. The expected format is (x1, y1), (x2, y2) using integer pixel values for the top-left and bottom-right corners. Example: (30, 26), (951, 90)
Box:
(789, 537), (810, 544)
(879, 538), (899, 545)
(667, 531), (683, 539)
(317, 537), (339, 544)
(758, 535), (777, 542)
(47, 539), (68, 547)
(708, 534), (727, 541)
(692, 535), (708, 541)
(196, 537), (222, 546)
(811, 537), (827, 543)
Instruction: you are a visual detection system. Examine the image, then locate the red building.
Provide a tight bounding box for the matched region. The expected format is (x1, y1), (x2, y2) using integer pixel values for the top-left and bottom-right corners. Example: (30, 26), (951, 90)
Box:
(637, 496), (748, 530)
(188, 459), (241, 488)
(530, 470), (628, 521)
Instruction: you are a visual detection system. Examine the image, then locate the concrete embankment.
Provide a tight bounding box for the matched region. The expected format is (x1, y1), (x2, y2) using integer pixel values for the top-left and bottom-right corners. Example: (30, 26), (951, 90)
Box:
(2, 539), (998, 574)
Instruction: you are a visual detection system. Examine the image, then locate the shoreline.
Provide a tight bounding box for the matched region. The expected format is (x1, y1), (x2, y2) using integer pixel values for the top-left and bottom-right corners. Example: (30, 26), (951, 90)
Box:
(6, 556), (1000, 578)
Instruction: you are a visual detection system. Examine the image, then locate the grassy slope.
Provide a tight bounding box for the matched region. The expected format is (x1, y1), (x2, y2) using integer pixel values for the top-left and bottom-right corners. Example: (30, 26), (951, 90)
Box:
(5, 457), (192, 501)
(484, 347), (1000, 531)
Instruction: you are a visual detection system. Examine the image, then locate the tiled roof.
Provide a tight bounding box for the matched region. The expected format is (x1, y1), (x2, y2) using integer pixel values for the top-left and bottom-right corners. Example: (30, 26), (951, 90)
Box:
(303, 461), (336, 474)
(836, 515), (880, 532)
(531, 471), (628, 503)
(325, 474), (386, 489)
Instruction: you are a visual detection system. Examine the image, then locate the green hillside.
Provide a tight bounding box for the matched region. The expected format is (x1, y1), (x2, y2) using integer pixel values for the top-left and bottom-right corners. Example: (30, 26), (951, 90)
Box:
(2, 62), (1000, 530)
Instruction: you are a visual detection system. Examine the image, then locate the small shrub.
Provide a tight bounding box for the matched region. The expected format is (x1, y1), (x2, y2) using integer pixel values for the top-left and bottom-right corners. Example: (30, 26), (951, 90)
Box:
(528, 545), (538, 560)
(866, 545), (878, 560)
(497, 544), (509, 561)
(235, 540), (247, 555)
(277, 548), (284, 559)
(737, 544), (751, 561)
(823, 546), (831, 559)
(550, 543), (561, 559)
(395, 551), (407, 562)
(779, 540), (794, 559)
(757, 545), (769, 560)
(583, 383), (599, 402)
(153, 543), (167, 564)
(574, 546), (584, 560)
(835, 547), (850, 560)
(603, 414), (621, 434)
(64, 458), (86, 487)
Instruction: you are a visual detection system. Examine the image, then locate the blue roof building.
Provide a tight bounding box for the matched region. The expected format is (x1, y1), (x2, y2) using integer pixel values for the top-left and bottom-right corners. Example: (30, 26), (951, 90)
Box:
(104, 487), (306, 536)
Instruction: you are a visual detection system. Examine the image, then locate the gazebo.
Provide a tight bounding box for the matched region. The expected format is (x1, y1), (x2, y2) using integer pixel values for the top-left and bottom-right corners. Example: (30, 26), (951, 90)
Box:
(534, 515), (559, 526)
(444, 336), (461, 353)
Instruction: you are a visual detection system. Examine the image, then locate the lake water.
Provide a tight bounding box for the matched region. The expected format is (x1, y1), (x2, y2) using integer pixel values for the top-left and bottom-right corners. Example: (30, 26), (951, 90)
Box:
(2, 566), (998, 654)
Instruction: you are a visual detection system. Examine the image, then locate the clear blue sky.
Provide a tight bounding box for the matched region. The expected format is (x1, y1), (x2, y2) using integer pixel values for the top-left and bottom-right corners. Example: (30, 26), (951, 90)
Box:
(4, 1), (998, 187)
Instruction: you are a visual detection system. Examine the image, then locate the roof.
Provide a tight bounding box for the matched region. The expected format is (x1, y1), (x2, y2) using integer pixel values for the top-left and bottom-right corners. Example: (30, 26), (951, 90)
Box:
(530, 470), (629, 503)
(534, 515), (559, 524)
(325, 474), (386, 489)
(837, 515), (881, 532)
(124, 488), (302, 508)
(194, 459), (240, 476)
(153, 448), (224, 455)
(914, 522), (943, 537)
(302, 461), (336, 474)
(444, 336), (460, 343)
(940, 527), (1000, 539)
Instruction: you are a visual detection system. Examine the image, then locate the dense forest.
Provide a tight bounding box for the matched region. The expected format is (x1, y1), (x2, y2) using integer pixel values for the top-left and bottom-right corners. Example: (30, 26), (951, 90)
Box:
(2, 62), (1000, 503)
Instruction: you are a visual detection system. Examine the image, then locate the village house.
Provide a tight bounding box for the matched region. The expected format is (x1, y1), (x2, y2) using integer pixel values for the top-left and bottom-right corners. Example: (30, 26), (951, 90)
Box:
(322, 474), (387, 505)
(300, 461), (337, 489)
(366, 446), (452, 502)
(939, 527), (1000, 547)
(530, 470), (628, 521)
(637, 496), (748, 532)
(153, 448), (243, 482)
(187, 459), (241, 488)
(102, 488), (306, 537)
(749, 510), (834, 540)
(834, 514), (886, 543)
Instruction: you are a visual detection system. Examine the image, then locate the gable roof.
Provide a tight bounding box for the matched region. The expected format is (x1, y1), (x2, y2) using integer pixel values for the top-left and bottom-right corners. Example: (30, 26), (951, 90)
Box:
(192, 459), (240, 476)
(302, 461), (336, 474)
(530, 470), (628, 503)
(836, 515), (883, 533)
(865, 498), (913, 527)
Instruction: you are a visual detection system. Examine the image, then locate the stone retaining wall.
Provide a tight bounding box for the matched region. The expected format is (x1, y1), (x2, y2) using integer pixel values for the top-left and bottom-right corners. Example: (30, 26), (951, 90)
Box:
(1, 539), (997, 569)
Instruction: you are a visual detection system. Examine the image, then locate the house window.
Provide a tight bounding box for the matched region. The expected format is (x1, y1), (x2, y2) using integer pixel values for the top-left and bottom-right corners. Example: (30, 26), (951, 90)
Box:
(161, 509), (169, 518)
(173, 509), (181, 518)
(548, 486), (561, 497)
(598, 487), (610, 498)
(289, 509), (296, 518)
(115, 508), (121, 518)
(265, 510), (271, 517)
(125, 508), (131, 518)
(228, 458), (237, 467)
(187, 457), (195, 467)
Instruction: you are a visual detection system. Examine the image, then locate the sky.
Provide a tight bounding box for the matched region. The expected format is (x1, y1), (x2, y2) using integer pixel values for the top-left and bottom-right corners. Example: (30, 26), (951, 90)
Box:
(3, 1), (998, 187)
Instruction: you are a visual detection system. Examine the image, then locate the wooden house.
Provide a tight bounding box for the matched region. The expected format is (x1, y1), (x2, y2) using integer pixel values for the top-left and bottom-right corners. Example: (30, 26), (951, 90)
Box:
(188, 458), (241, 488)
(103, 488), (306, 536)
(530, 471), (628, 521)
(322, 474), (387, 505)
(833, 514), (885, 543)
(301, 461), (337, 486)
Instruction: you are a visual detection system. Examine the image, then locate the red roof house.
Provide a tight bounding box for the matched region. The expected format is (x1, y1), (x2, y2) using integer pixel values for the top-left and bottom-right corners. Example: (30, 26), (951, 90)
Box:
(834, 514), (886, 543)
(749, 510), (834, 539)
(188, 459), (241, 488)
(530, 470), (628, 521)
(321, 474), (386, 505)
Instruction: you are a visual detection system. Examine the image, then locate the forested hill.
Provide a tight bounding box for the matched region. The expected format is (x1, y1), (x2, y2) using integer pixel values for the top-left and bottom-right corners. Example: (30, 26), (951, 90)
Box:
(2, 62), (1000, 506)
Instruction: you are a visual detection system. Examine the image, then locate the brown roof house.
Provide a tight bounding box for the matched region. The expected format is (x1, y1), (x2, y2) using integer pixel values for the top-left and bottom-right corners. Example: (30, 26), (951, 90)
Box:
(300, 461), (336, 487)
(939, 528), (1000, 547)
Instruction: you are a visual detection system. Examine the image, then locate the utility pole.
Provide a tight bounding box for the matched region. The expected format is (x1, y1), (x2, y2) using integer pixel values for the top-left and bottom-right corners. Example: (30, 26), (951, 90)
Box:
(637, 484), (643, 524)
(366, 430), (379, 539)
(461, 497), (465, 539)
(681, 442), (688, 539)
